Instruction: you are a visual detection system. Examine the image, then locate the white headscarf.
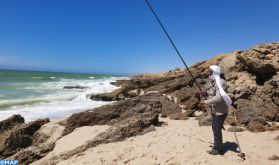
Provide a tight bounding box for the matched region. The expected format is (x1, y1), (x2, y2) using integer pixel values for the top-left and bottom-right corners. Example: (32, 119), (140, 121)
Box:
(209, 65), (232, 107)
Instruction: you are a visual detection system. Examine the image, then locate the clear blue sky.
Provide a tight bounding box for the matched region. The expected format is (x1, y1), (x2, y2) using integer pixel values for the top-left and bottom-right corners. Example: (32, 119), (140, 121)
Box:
(0, 0), (278, 75)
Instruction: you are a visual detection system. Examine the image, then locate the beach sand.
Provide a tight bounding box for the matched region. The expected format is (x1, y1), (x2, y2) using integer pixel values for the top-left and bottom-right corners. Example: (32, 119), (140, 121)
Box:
(33, 117), (279, 165)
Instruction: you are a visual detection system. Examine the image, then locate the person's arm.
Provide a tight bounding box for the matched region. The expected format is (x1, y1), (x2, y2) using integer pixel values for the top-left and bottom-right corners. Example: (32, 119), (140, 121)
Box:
(204, 80), (227, 105)
(204, 90), (222, 105)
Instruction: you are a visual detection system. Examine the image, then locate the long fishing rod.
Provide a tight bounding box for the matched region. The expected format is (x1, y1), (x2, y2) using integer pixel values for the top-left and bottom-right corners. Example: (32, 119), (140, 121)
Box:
(145, 1), (246, 160)
(145, 0), (202, 91)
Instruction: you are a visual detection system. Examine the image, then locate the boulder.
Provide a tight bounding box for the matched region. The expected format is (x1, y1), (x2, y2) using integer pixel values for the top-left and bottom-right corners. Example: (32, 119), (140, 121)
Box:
(145, 75), (195, 94)
(9, 143), (55, 165)
(246, 116), (269, 132)
(0, 114), (24, 133)
(250, 116), (267, 125)
(235, 99), (260, 125)
(63, 85), (88, 89)
(227, 126), (245, 132)
(268, 155), (279, 160)
(236, 46), (278, 74)
(8, 119), (65, 165)
(0, 118), (49, 159)
(161, 98), (182, 118)
(247, 122), (266, 132)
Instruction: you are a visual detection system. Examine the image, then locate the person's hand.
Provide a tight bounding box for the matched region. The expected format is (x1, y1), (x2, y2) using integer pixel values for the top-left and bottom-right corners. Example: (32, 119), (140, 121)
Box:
(199, 100), (206, 105)
(200, 87), (206, 97)
(199, 99), (207, 111)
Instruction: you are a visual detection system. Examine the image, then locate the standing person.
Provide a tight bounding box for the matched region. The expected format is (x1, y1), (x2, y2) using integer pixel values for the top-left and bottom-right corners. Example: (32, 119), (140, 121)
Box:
(200, 65), (232, 155)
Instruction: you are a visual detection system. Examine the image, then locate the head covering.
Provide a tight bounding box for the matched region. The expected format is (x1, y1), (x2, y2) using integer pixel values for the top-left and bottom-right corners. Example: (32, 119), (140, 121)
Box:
(209, 65), (223, 75)
(209, 65), (232, 107)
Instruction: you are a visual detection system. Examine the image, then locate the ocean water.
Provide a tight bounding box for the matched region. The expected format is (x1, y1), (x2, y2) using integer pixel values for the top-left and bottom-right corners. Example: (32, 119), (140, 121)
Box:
(0, 69), (127, 122)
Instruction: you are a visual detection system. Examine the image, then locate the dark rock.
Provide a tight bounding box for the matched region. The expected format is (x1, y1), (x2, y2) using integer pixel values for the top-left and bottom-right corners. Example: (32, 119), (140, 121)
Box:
(250, 116), (267, 125)
(161, 98), (181, 118)
(0, 118), (49, 158)
(268, 155), (279, 160)
(63, 85), (88, 89)
(236, 49), (278, 75)
(89, 93), (115, 101)
(235, 99), (260, 125)
(9, 143), (55, 165)
(247, 122), (266, 132)
(89, 87), (145, 101)
(62, 93), (162, 135)
(0, 114), (24, 133)
(170, 87), (191, 103)
(248, 94), (279, 122)
(145, 74), (199, 94)
(235, 86), (254, 99)
(97, 113), (159, 141)
(266, 123), (279, 131)
(274, 135), (279, 141)
(110, 81), (118, 86)
(227, 126), (245, 132)
(8, 121), (65, 165)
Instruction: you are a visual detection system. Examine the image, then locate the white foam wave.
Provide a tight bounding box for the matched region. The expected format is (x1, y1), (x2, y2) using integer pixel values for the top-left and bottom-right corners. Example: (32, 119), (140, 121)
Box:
(0, 100), (111, 122)
(0, 76), (127, 122)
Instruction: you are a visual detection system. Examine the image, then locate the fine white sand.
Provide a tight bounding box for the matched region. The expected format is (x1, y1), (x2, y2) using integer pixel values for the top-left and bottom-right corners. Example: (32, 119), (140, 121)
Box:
(49, 117), (279, 165)
(31, 125), (110, 165)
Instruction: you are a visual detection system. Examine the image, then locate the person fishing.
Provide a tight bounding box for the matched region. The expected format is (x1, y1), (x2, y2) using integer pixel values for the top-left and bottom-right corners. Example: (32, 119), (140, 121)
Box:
(200, 65), (232, 155)
(144, 0), (245, 158)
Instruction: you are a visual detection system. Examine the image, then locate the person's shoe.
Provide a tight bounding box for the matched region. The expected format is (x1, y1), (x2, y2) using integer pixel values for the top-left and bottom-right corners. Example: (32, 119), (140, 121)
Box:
(207, 148), (224, 155)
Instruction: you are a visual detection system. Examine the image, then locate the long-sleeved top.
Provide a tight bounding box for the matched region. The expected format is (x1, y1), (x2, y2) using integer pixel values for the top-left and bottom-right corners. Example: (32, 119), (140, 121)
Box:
(204, 79), (229, 116)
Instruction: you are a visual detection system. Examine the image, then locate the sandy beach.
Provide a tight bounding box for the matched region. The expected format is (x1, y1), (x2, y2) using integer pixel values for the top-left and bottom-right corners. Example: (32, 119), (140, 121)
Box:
(30, 117), (279, 165)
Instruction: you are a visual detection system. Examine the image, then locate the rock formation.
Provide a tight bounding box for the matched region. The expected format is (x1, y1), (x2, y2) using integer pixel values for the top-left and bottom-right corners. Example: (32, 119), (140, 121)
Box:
(0, 116), (49, 159)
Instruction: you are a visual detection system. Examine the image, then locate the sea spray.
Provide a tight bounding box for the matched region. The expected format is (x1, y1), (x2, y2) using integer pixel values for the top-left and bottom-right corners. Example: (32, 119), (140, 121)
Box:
(0, 69), (127, 121)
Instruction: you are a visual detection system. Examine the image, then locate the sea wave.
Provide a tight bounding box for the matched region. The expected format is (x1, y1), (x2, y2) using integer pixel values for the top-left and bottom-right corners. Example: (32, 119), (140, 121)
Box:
(0, 100), (110, 122)
(0, 76), (126, 121)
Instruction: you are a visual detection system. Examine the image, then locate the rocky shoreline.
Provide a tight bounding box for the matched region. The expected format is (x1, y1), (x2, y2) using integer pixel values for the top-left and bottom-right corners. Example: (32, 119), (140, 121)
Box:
(0, 43), (279, 164)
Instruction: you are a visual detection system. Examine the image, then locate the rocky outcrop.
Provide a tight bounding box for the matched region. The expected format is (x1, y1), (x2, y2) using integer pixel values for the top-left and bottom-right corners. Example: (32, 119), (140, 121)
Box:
(92, 43), (279, 132)
(10, 143), (55, 165)
(0, 114), (24, 133)
(62, 93), (162, 135)
(88, 87), (129, 101)
(0, 118), (49, 159)
(8, 120), (65, 165)
(63, 85), (88, 89)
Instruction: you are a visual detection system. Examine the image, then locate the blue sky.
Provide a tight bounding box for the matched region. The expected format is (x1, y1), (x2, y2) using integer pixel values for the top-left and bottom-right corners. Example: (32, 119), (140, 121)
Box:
(0, 0), (278, 75)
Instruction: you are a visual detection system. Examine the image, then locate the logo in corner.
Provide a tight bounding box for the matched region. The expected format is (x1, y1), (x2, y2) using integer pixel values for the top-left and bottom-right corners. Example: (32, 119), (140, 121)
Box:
(0, 160), (18, 165)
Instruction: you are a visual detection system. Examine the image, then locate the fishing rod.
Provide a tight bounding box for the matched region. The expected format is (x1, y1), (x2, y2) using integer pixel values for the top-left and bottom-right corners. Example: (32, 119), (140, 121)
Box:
(145, 0), (246, 160)
(144, 0), (202, 91)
